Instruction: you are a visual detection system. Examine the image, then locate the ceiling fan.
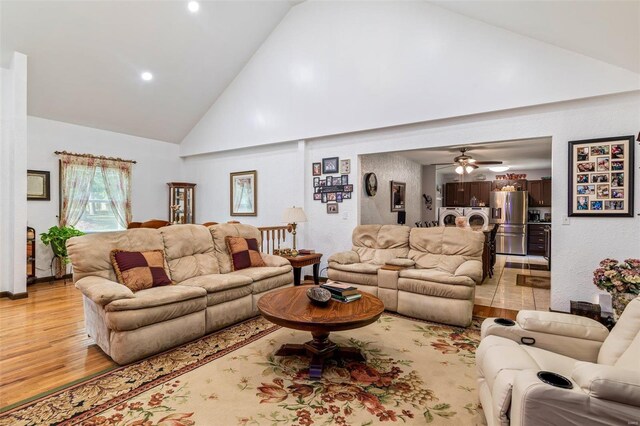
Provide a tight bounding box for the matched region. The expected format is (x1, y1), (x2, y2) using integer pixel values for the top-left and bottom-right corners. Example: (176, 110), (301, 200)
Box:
(431, 147), (503, 174)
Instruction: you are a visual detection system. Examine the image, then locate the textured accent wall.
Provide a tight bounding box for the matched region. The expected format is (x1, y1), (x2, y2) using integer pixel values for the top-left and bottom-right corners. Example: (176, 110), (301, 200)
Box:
(360, 154), (422, 226)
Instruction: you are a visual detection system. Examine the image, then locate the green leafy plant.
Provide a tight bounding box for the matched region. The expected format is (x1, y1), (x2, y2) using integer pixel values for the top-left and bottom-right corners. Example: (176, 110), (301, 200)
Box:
(40, 225), (85, 263)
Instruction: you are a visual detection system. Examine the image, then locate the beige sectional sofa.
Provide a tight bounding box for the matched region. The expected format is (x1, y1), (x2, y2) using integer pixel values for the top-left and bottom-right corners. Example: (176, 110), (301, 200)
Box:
(68, 223), (293, 364)
(328, 225), (484, 326)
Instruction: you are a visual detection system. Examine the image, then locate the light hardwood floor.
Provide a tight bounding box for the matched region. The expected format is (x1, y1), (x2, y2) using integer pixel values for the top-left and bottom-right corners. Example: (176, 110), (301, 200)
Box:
(0, 279), (516, 409)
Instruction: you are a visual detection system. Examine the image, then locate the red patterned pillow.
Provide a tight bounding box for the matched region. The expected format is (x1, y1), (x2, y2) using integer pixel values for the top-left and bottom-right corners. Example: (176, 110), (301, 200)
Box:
(110, 250), (172, 292)
(226, 236), (266, 271)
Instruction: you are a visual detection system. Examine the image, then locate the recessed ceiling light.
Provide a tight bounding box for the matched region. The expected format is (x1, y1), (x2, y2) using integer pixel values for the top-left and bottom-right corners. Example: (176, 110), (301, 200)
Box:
(141, 72), (153, 81)
(489, 166), (510, 172)
(187, 1), (200, 13)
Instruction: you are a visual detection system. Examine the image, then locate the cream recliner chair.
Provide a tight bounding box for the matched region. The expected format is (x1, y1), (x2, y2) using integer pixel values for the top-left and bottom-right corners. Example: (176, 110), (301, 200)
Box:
(476, 296), (640, 426)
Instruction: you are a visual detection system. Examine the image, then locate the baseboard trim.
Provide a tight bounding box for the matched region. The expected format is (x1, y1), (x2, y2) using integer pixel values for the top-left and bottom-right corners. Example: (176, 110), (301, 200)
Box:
(0, 291), (29, 300)
(33, 274), (72, 284)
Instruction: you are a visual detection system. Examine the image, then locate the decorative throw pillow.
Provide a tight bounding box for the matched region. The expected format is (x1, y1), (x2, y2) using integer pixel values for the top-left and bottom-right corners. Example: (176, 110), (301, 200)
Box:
(225, 236), (266, 271)
(110, 249), (172, 292)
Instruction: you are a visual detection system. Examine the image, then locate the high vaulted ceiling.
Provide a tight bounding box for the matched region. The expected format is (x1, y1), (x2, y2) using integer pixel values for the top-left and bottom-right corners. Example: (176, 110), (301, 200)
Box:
(1, 1), (638, 144)
(1, 1), (296, 143)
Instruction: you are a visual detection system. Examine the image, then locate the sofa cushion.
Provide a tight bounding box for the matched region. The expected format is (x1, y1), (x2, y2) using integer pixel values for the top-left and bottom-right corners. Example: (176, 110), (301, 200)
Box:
(408, 227), (484, 267)
(210, 223), (262, 274)
(207, 286), (253, 306)
(110, 250), (172, 292)
(327, 268), (379, 287)
(179, 273), (253, 293)
(68, 228), (166, 283)
(251, 272), (293, 294)
(105, 296), (206, 331)
(398, 277), (474, 300)
(352, 224), (410, 265)
(160, 224), (219, 282)
(328, 262), (381, 274)
(229, 266), (292, 282)
(105, 285), (206, 312)
(226, 236), (266, 271)
(399, 268), (475, 287)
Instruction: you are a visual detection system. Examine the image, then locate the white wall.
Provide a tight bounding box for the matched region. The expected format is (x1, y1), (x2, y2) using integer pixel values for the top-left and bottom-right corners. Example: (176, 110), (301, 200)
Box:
(0, 52), (27, 295)
(27, 117), (182, 278)
(360, 153), (422, 226)
(181, 1), (639, 156)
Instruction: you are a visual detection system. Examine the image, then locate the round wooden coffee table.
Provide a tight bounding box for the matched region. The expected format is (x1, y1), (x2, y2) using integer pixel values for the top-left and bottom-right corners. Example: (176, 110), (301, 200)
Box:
(257, 285), (384, 379)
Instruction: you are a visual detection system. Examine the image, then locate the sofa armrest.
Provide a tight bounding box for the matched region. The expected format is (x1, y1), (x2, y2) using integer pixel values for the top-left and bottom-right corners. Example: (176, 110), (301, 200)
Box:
(454, 259), (483, 283)
(572, 362), (640, 407)
(328, 251), (359, 265)
(516, 311), (609, 342)
(261, 253), (291, 267)
(385, 258), (415, 267)
(75, 276), (134, 306)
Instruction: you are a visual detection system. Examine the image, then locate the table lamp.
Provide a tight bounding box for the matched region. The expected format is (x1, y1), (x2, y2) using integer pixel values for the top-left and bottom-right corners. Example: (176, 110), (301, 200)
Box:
(282, 206), (307, 256)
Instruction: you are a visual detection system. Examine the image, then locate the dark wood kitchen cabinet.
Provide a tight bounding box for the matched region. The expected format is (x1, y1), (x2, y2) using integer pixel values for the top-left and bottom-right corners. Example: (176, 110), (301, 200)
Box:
(445, 183), (466, 206)
(467, 182), (491, 206)
(528, 179), (552, 207)
(444, 182), (491, 207)
(492, 179), (527, 192)
(528, 223), (547, 255)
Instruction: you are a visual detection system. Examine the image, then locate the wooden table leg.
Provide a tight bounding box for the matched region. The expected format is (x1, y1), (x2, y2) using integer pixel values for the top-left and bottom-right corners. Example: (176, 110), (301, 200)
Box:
(312, 263), (320, 284)
(293, 267), (301, 286)
(274, 331), (364, 380)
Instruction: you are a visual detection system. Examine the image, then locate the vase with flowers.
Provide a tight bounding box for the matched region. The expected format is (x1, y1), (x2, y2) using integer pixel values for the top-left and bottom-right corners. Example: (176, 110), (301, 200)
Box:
(593, 258), (640, 321)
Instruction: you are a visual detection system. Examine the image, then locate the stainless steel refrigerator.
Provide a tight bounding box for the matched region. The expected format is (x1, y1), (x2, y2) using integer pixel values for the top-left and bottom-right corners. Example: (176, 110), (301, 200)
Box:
(490, 191), (528, 255)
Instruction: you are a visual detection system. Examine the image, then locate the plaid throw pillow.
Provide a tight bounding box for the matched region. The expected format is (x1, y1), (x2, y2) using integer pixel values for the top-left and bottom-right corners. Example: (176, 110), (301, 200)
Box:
(226, 236), (266, 271)
(110, 250), (172, 292)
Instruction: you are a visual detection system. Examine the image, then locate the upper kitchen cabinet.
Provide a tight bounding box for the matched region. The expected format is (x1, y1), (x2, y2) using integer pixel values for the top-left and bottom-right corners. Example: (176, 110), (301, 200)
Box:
(528, 179), (552, 206)
(445, 182), (466, 206)
(444, 181), (491, 206)
(467, 181), (491, 206)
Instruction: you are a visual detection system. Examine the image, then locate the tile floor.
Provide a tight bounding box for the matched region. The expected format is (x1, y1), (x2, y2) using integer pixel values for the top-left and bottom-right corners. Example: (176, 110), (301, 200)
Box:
(475, 255), (550, 311)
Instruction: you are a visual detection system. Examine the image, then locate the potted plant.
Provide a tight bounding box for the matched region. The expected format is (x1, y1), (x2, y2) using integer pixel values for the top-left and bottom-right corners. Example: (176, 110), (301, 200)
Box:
(593, 258), (640, 320)
(40, 225), (85, 278)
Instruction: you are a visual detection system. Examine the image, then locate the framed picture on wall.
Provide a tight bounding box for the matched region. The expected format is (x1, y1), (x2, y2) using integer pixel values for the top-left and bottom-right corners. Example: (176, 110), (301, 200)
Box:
(322, 157), (339, 174)
(568, 136), (634, 217)
(230, 170), (257, 216)
(339, 159), (351, 174)
(312, 162), (321, 176)
(390, 181), (406, 212)
(27, 170), (50, 201)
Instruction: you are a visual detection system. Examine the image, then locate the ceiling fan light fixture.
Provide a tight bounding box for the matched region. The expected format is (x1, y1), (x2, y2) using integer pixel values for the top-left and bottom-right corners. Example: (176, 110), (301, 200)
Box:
(489, 166), (510, 172)
(465, 165), (475, 174)
(455, 165), (464, 175)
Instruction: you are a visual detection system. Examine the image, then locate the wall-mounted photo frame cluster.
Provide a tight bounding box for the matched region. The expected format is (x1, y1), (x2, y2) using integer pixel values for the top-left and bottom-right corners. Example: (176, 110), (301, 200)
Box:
(312, 157), (352, 214)
(568, 136), (634, 217)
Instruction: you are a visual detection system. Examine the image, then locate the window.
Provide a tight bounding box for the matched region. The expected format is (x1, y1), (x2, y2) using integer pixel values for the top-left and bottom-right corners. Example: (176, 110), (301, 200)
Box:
(59, 154), (132, 232)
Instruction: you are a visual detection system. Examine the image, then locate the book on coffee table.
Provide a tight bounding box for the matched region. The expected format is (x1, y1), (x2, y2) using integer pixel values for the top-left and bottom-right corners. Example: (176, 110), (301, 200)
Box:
(321, 281), (359, 297)
(330, 293), (362, 303)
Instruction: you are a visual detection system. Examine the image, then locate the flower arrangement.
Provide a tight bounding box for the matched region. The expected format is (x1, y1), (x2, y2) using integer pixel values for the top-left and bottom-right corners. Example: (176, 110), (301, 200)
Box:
(593, 258), (640, 295)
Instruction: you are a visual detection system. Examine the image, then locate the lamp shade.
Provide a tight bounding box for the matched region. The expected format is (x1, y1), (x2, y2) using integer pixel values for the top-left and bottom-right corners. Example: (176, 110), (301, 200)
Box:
(282, 207), (307, 223)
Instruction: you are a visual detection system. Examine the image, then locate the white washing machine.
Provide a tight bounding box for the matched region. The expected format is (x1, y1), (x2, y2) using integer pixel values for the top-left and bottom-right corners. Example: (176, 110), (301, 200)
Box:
(438, 207), (465, 227)
(464, 207), (491, 229)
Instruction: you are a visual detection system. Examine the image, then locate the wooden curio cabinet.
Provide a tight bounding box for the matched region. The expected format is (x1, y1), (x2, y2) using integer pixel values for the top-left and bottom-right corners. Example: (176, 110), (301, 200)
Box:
(168, 182), (196, 224)
(27, 226), (36, 284)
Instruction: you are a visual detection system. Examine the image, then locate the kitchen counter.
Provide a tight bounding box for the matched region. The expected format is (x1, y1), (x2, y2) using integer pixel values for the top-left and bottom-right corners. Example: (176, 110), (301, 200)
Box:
(527, 222), (551, 225)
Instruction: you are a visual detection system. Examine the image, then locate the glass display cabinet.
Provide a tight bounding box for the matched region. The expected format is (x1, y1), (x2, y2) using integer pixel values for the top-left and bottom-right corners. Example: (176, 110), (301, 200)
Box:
(168, 182), (196, 224)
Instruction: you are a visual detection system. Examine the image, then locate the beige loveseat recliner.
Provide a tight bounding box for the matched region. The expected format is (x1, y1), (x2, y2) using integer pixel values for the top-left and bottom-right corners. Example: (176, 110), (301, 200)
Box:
(68, 223), (293, 364)
(476, 296), (640, 425)
(328, 225), (484, 326)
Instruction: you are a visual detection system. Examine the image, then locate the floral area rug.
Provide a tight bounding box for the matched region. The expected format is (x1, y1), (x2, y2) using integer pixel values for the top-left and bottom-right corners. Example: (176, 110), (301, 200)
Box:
(1, 314), (485, 426)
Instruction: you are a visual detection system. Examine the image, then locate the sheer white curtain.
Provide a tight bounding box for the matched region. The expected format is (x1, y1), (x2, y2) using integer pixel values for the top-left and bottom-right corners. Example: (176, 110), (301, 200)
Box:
(60, 154), (132, 229)
(99, 160), (132, 228)
(59, 155), (96, 227)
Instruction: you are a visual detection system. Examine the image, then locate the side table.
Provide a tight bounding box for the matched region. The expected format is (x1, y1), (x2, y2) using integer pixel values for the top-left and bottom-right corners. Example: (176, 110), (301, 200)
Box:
(279, 253), (322, 286)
